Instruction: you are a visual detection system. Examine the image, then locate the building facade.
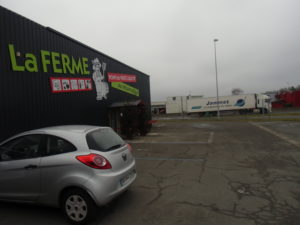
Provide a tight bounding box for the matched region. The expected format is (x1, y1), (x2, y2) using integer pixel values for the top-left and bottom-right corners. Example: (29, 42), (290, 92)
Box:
(0, 6), (151, 141)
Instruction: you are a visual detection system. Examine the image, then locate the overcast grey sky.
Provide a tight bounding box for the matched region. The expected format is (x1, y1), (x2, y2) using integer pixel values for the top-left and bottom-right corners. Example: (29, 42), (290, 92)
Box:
(1, 0), (300, 101)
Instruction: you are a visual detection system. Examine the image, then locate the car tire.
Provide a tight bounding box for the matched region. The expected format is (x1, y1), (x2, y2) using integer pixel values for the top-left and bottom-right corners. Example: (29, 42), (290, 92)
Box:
(61, 188), (97, 224)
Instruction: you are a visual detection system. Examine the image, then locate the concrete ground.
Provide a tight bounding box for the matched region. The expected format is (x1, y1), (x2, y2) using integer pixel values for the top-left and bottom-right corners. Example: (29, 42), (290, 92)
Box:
(1, 120), (300, 225)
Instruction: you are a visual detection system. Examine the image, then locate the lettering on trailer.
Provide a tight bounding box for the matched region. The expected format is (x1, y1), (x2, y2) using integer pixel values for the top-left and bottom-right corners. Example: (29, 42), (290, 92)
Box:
(206, 100), (229, 105)
(191, 106), (202, 110)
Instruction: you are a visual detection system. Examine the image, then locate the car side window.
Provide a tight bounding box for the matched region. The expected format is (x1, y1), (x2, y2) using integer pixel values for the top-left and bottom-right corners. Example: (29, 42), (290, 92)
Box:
(0, 135), (42, 161)
(45, 135), (76, 156)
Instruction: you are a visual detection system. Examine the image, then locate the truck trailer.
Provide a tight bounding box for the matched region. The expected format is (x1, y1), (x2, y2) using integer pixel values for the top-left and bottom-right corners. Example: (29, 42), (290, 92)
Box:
(187, 94), (271, 115)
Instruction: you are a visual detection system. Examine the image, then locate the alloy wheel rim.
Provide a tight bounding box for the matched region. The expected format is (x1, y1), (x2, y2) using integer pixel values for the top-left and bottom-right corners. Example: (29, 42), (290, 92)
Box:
(65, 195), (88, 222)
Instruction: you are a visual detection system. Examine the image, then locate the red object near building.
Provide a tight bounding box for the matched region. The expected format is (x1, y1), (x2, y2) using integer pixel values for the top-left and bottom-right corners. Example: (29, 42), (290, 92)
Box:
(295, 91), (300, 107)
(272, 90), (300, 108)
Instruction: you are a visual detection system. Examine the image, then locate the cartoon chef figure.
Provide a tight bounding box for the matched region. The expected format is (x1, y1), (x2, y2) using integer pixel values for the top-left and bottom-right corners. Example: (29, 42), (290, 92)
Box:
(92, 58), (109, 100)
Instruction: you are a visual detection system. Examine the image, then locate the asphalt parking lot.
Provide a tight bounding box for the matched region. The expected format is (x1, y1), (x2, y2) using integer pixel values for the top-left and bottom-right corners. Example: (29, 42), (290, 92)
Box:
(1, 120), (300, 225)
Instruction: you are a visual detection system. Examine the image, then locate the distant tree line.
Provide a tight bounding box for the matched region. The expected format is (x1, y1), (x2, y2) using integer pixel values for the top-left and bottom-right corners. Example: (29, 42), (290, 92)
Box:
(278, 84), (300, 93)
(231, 88), (244, 95)
(230, 85), (300, 96)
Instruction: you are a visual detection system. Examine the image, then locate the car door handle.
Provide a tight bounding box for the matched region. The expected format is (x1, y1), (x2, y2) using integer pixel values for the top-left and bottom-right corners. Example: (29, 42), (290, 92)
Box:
(24, 164), (38, 169)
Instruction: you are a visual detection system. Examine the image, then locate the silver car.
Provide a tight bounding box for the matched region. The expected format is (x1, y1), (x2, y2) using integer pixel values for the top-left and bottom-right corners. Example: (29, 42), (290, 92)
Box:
(0, 125), (136, 224)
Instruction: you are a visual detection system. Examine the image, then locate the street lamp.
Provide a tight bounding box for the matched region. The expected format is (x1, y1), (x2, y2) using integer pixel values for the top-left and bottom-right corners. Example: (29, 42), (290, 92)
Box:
(213, 38), (220, 119)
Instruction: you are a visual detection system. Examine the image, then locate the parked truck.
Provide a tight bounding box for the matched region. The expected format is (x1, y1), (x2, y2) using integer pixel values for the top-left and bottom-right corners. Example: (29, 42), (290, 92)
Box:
(187, 94), (271, 115)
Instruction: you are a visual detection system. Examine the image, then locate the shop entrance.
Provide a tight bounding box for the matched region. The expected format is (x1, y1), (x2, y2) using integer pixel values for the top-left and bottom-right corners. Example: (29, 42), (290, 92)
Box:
(108, 100), (148, 139)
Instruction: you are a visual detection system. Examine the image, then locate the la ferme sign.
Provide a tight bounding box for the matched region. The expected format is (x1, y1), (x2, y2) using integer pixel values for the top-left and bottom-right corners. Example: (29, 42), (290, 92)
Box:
(8, 44), (90, 75)
(6, 44), (139, 98)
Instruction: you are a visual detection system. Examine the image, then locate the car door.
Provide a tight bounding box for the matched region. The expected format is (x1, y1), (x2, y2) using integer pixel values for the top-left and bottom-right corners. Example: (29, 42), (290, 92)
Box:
(38, 135), (78, 204)
(0, 134), (42, 202)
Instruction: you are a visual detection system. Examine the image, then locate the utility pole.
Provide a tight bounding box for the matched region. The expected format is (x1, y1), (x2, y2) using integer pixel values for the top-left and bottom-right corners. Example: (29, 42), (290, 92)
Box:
(214, 38), (220, 119)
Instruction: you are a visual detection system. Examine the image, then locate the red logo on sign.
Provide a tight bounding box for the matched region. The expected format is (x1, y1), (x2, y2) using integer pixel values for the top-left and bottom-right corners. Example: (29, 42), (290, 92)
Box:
(108, 73), (136, 83)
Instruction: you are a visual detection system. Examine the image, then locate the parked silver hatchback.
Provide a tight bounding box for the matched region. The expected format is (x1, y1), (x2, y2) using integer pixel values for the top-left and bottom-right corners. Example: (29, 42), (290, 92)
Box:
(0, 125), (136, 224)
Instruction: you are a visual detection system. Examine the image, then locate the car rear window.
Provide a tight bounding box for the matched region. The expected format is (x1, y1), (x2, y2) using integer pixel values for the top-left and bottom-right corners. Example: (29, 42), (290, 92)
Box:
(86, 128), (125, 152)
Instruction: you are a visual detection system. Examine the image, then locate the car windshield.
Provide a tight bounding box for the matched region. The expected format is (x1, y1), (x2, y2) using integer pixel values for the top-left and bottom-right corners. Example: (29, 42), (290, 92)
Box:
(86, 128), (125, 152)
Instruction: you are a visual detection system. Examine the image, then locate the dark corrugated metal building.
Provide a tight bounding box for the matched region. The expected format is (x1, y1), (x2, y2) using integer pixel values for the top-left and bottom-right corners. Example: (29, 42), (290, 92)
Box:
(0, 6), (151, 142)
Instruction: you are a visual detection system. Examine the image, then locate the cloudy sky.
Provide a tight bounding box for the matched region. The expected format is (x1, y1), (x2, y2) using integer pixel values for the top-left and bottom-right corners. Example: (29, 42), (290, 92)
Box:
(1, 0), (300, 101)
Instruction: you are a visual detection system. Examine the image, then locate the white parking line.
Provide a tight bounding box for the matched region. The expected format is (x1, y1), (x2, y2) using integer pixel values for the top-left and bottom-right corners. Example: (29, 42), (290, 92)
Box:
(250, 122), (300, 149)
(208, 132), (214, 144)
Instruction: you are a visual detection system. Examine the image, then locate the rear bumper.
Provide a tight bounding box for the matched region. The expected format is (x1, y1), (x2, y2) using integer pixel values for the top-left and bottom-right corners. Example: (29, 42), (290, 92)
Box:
(84, 160), (136, 206)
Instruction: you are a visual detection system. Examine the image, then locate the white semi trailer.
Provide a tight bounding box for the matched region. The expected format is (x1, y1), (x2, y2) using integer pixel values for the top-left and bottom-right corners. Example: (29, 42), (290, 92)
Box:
(186, 94), (271, 115)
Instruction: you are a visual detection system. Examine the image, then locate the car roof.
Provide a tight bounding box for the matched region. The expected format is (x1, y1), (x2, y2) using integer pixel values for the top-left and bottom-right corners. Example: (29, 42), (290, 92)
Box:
(32, 125), (108, 134)
(0, 125), (111, 146)
(7, 125), (109, 139)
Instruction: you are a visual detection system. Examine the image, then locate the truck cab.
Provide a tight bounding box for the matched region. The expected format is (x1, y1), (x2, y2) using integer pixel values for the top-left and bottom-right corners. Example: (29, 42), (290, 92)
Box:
(256, 94), (272, 113)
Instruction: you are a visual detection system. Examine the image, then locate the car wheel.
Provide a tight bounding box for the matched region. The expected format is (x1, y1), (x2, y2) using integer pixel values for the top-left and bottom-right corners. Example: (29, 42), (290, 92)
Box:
(61, 188), (97, 224)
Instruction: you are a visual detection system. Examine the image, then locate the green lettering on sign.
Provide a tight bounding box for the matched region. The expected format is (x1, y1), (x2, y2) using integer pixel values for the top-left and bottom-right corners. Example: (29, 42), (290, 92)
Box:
(82, 57), (90, 75)
(111, 82), (139, 96)
(61, 54), (74, 74)
(8, 44), (92, 75)
(41, 50), (51, 72)
(8, 44), (25, 71)
(51, 52), (62, 73)
(24, 53), (38, 72)
(71, 57), (83, 74)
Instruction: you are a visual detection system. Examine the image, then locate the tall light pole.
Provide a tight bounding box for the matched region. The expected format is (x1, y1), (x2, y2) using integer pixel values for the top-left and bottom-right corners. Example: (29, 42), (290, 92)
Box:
(213, 38), (220, 119)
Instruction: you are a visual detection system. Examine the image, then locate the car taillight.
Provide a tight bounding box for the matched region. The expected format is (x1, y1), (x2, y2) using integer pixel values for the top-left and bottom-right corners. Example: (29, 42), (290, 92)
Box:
(127, 143), (133, 152)
(76, 154), (112, 169)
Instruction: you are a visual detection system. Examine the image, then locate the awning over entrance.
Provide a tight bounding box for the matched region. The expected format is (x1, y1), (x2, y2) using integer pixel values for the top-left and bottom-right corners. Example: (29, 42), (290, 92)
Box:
(109, 100), (145, 108)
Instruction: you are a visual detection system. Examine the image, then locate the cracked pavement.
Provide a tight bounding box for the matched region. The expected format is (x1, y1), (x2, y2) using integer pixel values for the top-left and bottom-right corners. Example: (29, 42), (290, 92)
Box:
(1, 121), (300, 225)
(104, 121), (300, 225)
